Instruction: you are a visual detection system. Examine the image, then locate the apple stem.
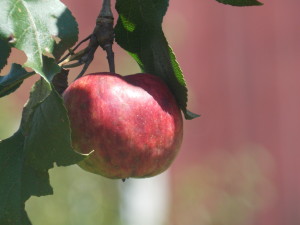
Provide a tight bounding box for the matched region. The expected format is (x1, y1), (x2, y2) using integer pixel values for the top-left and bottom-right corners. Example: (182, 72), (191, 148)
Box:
(104, 44), (115, 73)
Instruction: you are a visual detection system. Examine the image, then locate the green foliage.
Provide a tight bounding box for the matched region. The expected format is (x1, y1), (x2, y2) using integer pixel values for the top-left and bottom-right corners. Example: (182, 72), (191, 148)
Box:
(0, 80), (86, 225)
(0, 131), (32, 225)
(0, 0), (83, 224)
(22, 80), (85, 169)
(216, 0), (263, 6)
(115, 0), (199, 120)
(0, 64), (33, 97)
(0, 0), (78, 83)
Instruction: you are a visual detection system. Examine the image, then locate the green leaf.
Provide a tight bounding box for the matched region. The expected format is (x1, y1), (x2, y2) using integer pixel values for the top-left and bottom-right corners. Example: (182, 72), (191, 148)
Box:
(115, 0), (199, 120)
(0, 131), (34, 225)
(0, 38), (11, 72)
(215, 0), (263, 6)
(22, 80), (86, 169)
(0, 79), (86, 224)
(0, 63), (34, 97)
(52, 4), (79, 59)
(0, 0), (79, 82)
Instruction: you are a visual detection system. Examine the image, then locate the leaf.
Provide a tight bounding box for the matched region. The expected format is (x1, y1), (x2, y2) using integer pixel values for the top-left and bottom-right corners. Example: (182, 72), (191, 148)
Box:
(0, 131), (34, 225)
(0, 38), (11, 72)
(215, 0), (263, 6)
(22, 80), (86, 169)
(51, 4), (79, 59)
(0, 63), (34, 97)
(115, 0), (199, 120)
(0, 0), (79, 82)
(0, 79), (86, 224)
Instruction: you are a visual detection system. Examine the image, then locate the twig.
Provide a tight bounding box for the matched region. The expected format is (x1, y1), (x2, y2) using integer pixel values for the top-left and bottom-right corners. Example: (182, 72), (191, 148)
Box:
(58, 35), (92, 64)
(59, 0), (115, 79)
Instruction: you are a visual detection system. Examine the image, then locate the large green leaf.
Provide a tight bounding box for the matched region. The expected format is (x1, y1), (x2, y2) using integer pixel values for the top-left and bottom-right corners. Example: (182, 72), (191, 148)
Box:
(0, 38), (11, 72)
(22, 80), (86, 169)
(0, 79), (86, 224)
(115, 0), (199, 120)
(0, 63), (34, 97)
(215, 0), (263, 6)
(0, 0), (78, 82)
(0, 131), (34, 225)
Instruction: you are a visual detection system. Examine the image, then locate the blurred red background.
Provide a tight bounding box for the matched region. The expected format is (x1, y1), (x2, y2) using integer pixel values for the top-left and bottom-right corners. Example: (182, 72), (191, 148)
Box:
(1, 0), (299, 224)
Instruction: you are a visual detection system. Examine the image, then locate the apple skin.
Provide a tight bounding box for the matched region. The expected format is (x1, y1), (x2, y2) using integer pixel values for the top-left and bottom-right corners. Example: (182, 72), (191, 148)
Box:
(63, 72), (183, 179)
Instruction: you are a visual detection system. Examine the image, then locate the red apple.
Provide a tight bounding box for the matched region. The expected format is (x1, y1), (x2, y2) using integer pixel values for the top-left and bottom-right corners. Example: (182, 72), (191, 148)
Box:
(63, 72), (183, 179)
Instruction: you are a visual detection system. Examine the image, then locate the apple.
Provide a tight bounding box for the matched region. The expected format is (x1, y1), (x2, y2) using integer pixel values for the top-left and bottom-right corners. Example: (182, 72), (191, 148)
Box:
(63, 72), (183, 179)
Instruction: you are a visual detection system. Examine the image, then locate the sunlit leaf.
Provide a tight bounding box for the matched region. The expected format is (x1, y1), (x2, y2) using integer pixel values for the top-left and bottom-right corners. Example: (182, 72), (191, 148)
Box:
(0, 0), (78, 82)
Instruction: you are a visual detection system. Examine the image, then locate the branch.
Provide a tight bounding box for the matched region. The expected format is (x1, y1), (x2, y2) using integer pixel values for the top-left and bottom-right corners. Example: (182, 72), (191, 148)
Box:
(95, 0), (115, 73)
(58, 0), (115, 78)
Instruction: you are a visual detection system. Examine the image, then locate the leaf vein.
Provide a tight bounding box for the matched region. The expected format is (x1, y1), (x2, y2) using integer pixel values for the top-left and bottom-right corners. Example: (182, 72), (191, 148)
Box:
(8, 0), (21, 18)
(21, 1), (43, 66)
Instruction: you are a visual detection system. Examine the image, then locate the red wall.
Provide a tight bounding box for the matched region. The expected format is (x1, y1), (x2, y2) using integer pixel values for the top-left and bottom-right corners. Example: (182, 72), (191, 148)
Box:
(164, 1), (300, 224)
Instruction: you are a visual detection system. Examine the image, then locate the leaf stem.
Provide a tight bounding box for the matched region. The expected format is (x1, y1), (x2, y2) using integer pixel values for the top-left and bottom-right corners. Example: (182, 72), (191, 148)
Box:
(104, 44), (115, 73)
(58, 35), (92, 64)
